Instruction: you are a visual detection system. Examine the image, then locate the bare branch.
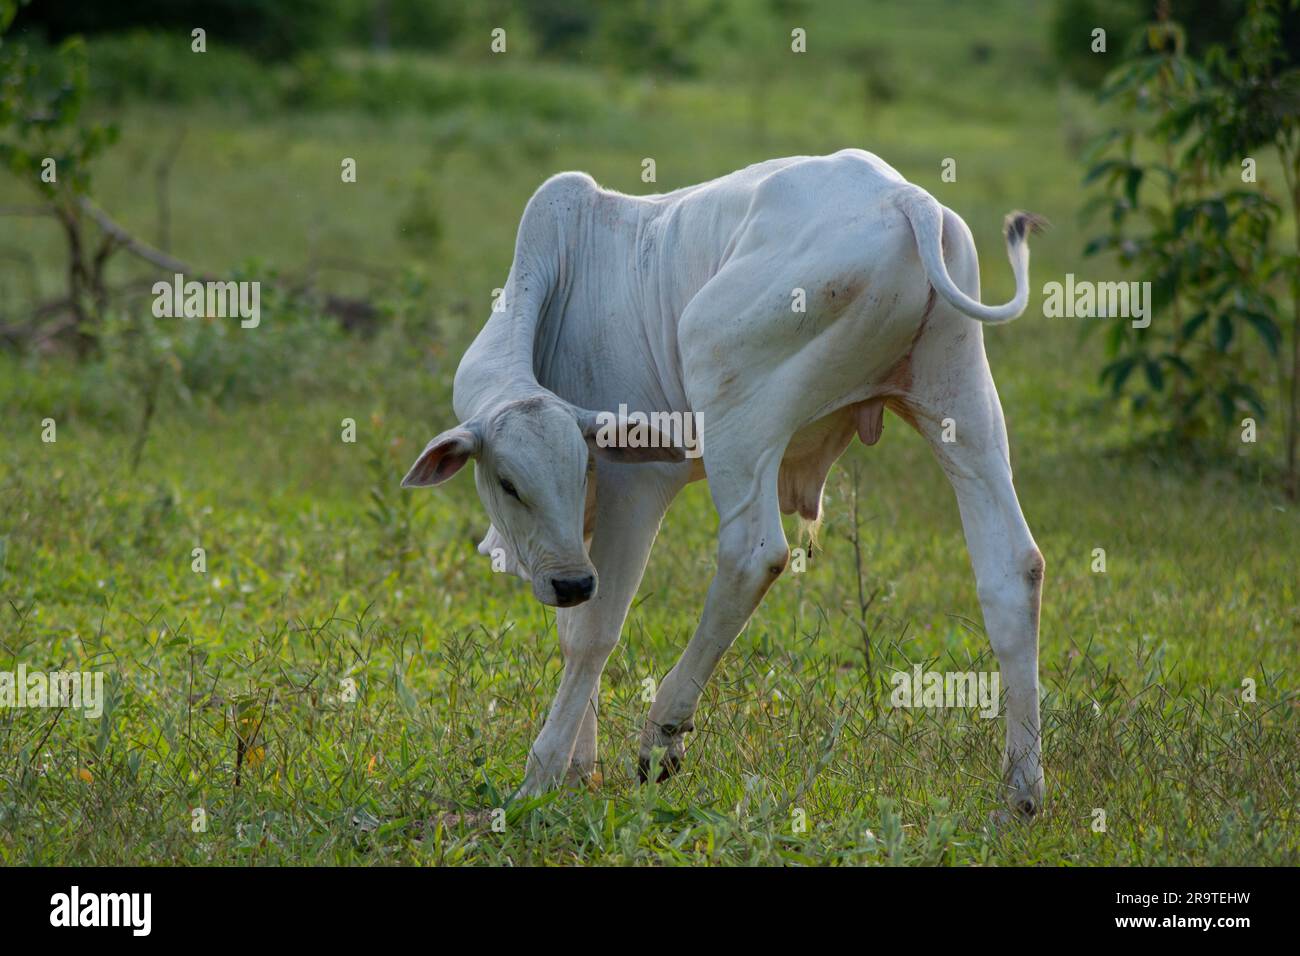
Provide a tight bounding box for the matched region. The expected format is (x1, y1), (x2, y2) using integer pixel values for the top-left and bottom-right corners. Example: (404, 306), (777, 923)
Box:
(74, 195), (200, 277)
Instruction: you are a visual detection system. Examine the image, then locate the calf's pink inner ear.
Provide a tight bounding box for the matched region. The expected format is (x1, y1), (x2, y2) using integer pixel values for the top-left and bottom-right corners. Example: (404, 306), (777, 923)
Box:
(401, 433), (474, 487)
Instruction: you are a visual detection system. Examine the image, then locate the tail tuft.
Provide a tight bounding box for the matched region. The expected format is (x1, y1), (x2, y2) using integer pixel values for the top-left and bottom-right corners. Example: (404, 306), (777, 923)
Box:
(1004, 210), (1050, 245)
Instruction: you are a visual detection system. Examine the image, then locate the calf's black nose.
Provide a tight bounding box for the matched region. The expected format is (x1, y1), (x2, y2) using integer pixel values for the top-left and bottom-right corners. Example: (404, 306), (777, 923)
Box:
(552, 575), (595, 606)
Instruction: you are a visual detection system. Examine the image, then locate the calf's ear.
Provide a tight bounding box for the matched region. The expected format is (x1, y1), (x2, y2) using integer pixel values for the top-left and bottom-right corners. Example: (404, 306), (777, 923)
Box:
(401, 425), (481, 487)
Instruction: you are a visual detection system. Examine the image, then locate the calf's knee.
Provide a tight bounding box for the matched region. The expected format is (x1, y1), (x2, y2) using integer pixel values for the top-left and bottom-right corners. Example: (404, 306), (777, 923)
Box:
(977, 549), (1044, 647)
(559, 625), (620, 663)
(717, 532), (788, 598)
(1025, 549), (1045, 589)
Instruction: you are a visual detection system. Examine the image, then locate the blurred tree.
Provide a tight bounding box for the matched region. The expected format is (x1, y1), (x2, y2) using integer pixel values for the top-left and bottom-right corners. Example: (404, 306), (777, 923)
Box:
(13, 0), (346, 60)
(593, 0), (730, 78)
(1173, 0), (1300, 495)
(1082, 0), (1300, 495)
(1, 0), (120, 353)
(1051, 0), (1300, 88)
(1051, 0), (1149, 87)
(357, 0), (465, 52)
(519, 0), (601, 58)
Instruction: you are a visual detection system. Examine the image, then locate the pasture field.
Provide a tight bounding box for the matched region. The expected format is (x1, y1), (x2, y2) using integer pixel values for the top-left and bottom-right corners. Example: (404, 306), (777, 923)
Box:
(0, 0), (1297, 865)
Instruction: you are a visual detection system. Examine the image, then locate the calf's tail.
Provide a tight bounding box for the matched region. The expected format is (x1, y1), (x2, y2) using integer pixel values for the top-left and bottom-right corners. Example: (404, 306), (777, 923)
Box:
(893, 187), (1046, 325)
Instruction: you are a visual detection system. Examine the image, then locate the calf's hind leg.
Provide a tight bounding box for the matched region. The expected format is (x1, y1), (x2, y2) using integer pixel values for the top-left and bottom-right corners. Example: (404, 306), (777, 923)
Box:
(900, 359), (1045, 818)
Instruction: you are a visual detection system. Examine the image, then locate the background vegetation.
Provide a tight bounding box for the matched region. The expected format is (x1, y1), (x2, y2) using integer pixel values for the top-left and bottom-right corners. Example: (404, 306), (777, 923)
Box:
(0, 0), (1296, 865)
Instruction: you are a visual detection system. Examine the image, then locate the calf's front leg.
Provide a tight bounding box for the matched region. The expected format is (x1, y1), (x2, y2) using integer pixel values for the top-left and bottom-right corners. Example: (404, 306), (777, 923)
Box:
(518, 473), (676, 796)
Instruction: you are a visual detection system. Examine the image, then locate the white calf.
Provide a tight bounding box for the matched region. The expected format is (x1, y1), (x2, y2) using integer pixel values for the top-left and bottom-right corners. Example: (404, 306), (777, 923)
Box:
(403, 150), (1046, 816)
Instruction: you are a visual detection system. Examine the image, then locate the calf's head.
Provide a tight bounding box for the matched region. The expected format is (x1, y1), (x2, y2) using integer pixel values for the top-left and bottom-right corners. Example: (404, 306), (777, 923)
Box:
(402, 395), (683, 607)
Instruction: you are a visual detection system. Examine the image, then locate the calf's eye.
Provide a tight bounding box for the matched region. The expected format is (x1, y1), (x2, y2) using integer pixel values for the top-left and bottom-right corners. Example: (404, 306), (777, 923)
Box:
(499, 478), (521, 501)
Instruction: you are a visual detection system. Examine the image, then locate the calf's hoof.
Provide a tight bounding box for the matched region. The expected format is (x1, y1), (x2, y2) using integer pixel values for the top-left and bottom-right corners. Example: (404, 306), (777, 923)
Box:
(564, 755), (603, 789)
(636, 752), (681, 783)
(1004, 766), (1045, 821)
(636, 719), (692, 783)
(519, 749), (569, 797)
(565, 750), (596, 786)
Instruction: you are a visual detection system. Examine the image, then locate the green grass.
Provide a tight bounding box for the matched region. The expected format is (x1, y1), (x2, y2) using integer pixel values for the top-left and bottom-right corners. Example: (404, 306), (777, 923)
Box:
(0, 1), (1297, 865)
